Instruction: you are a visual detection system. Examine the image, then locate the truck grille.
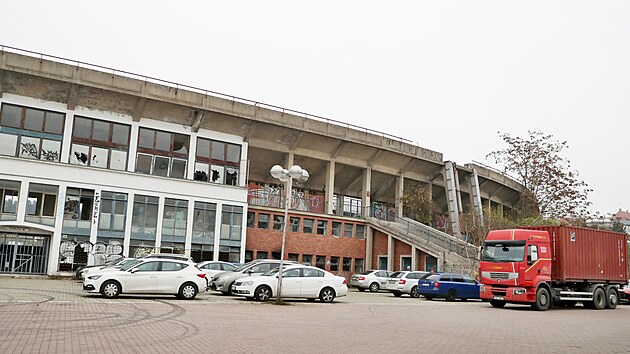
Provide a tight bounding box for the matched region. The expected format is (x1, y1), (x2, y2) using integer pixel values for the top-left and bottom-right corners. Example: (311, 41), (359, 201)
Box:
(489, 272), (509, 280)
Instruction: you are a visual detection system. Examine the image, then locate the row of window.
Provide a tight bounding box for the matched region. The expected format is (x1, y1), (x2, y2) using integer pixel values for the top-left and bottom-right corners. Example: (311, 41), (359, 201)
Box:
(0, 179), (243, 244)
(246, 211), (366, 239)
(245, 251), (365, 273)
(0, 103), (242, 185)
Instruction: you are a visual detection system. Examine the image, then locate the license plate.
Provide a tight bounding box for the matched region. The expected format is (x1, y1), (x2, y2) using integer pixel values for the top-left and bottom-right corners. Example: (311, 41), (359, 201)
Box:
(421, 283), (430, 287)
(389, 280), (396, 284)
(494, 296), (504, 300)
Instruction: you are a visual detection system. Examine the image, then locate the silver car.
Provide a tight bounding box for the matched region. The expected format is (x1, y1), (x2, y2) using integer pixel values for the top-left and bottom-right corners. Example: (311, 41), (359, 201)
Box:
(349, 270), (393, 292)
(209, 259), (297, 295)
(384, 271), (429, 297)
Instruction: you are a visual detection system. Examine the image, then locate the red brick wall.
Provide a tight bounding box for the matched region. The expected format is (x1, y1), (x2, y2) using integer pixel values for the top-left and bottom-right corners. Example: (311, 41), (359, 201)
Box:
(246, 208), (366, 276)
(393, 239), (411, 271)
(372, 230), (389, 270)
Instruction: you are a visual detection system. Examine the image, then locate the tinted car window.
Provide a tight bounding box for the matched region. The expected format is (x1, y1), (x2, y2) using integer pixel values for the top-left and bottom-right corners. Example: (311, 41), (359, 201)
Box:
(161, 261), (187, 271)
(283, 269), (300, 278)
(464, 276), (477, 284)
(223, 263), (237, 271)
(440, 275), (452, 282)
(250, 263), (272, 273)
(390, 272), (404, 278)
(303, 268), (324, 277)
(376, 271), (388, 277)
(135, 261), (159, 272)
(203, 263), (221, 270)
(451, 275), (465, 283)
(406, 273), (418, 279)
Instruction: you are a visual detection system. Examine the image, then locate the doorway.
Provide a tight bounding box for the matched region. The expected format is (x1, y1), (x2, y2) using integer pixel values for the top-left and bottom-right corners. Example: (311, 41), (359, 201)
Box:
(0, 233), (50, 274)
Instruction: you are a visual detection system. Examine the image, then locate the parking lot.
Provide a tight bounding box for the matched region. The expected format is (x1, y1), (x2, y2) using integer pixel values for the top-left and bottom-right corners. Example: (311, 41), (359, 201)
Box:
(1, 276), (629, 353)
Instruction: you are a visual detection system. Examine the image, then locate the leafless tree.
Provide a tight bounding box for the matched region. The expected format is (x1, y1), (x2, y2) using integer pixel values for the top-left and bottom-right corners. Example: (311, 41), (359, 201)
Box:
(487, 130), (592, 219)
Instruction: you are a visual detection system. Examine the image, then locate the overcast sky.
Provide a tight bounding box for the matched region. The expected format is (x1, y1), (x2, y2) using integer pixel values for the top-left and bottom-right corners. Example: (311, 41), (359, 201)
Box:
(2, 1), (628, 215)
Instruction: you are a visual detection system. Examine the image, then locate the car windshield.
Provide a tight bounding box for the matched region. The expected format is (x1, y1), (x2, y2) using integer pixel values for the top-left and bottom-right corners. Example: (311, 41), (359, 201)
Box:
(358, 271), (373, 275)
(116, 259), (137, 267)
(390, 272), (404, 278)
(119, 259), (143, 271)
(233, 261), (258, 273)
(482, 241), (526, 262)
(105, 258), (125, 266)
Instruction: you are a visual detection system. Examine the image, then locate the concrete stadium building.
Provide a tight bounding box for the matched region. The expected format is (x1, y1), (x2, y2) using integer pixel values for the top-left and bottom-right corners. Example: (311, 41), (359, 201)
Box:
(0, 46), (523, 275)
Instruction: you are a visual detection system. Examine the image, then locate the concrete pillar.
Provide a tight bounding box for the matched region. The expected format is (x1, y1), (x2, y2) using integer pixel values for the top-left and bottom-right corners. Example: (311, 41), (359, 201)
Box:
(361, 167), (372, 218)
(184, 199), (194, 257)
(123, 193), (134, 257)
(365, 226), (373, 269)
(411, 246), (417, 271)
(186, 133), (198, 180)
(128, 123), (140, 172)
(387, 234), (394, 271)
(48, 183), (68, 273)
(155, 196), (165, 253)
(325, 161), (335, 215)
(395, 175), (404, 218)
(336, 195), (344, 216)
(213, 203), (223, 261)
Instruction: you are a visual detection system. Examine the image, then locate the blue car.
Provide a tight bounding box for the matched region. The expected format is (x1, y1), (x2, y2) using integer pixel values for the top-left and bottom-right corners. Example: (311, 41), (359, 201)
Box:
(416, 273), (481, 301)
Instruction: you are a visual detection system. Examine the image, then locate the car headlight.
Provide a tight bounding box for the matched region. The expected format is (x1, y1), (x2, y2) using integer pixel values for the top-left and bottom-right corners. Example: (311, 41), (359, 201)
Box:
(241, 281), (254, 286)
(87, 275), (102, 280)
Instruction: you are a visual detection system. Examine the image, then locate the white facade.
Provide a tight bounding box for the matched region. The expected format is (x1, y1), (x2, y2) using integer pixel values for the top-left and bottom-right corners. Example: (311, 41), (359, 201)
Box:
(0, 94), (249, 274)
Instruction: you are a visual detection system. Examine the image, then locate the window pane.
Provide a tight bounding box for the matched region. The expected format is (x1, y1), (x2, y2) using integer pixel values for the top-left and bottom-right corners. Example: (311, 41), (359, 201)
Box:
(135, 154), (152, 174)
(290, 217), (300, 232)
(91, 147), (109, 168)
(110, 150), (127, 171)
(26, 193), (42, 215)
(138, 128), (153, 148)
(226, 144), (240, 163)
(3, 191), (18, 213)
(43, 194), (57, 217)
(170, 159), (187, 179)
(257, 214), (270, 229)
(356, 225), (365, 239)
(153, 156), (170, 177)
(92, 120), (110, 142)
(194, 162), (209, 181)
(70, 144), (90, 165)
(211, 141), (224, 160)
(73, 117), (92, 139)
(273, 215), (284, 230)
(0, 133), (18, 156)
(19, 136), (40, 159)
(45, 112), (64, 134)
(210, 165), (224, 183)
(24, 109), (45, 131)
(112, 124), (130, 146)
(225, 168), (238, 186)
(1, 104), (22, 127)
(344, 224), (354, 238)
(173, 134), (188, 154)
(155, 131), (171, 151)
(40, 139), (61, 161)
(332, 222), (342, 237)
(196, 138), (211, 158)
(317, 220), (327, 235)
(303, 218), (314, 233)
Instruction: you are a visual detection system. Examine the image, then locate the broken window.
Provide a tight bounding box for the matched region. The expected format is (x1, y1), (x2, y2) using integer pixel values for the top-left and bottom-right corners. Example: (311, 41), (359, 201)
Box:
(70, 116), (130, 171)
(135, 128), (189, 179)
(195, 137), (241, 186)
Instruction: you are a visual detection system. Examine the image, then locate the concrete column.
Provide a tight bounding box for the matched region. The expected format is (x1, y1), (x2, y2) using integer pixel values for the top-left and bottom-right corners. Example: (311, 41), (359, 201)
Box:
(361, 167), (372, 218)
(184, 199), (194, 256)
(365, 226), (373, 269)
(336, 195), (344, 216)
(395, 175), (404, 218)
(89, 189), (101, 245)
(186, 133), (198, 180)
(411, 246), (417, 271)
(48, 182), (68, 273)
(123, 193), (134, 257)
(213, 203), (223, 261)
(60, 111), (74, 163)
(128, 122), (140, 172)
(387, 234), (394, 271)
(16, 181), (29, 222)
(325, 161), (335, 215)
(155, 196), (165, 252)
(240, 205), (247, 263)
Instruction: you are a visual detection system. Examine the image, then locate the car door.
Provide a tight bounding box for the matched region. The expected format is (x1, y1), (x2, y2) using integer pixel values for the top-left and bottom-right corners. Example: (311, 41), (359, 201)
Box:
(280, 268), (302, 297)
(125, 260), (160, 293)
(462, 275), (480, 298)
(376, 271), (390, 288)
(300, 268), (325, 297)
(156, 261), (188, 293)
(450, 274), (466, 298)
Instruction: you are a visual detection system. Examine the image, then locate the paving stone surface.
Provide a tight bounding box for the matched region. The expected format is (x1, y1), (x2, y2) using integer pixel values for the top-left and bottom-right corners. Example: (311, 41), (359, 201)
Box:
(1, 276), (629, 353)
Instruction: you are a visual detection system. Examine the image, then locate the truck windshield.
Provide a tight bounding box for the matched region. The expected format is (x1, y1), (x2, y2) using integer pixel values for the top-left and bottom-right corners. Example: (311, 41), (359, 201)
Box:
(482, 241), (526, 262)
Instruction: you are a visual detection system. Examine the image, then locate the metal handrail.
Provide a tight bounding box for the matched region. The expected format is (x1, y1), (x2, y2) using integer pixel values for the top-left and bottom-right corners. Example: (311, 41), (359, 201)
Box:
(0, 44), (413, 144)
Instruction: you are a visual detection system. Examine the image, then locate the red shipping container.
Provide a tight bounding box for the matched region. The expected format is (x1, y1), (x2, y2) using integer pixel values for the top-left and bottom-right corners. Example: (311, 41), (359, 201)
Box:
(519, 226), (628, 283)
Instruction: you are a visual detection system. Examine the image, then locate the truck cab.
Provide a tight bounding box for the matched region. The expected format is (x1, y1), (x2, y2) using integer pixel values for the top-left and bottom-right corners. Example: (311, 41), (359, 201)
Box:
(479, 229), (552, 309)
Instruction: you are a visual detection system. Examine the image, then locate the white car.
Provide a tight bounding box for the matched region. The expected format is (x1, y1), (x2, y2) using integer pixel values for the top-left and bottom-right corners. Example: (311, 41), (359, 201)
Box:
(349, 270), (393, 292)
(197, 261), (239, 278)
(384, 271), (429, 297)
(83, 258), (207, 300)
(232, 265), (348, 303)
(79, 258), (138, 279)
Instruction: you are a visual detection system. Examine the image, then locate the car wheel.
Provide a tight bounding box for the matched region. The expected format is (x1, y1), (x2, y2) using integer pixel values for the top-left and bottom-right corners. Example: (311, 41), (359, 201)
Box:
(357, 288), (366, 292)
(592, 287), (606, 310)
(490, 300), (506, 308)
(319, 287), (336, 303)
(307, 298), (316, 302)
(533, 287), (551, 311)
(446, 289), (457, 302)
(178, 282), (198, 300)
(100, 280), (121, 298)
(605, 287), (619, 309)
(369, 283), (379, 292)
(254, 285), (272, 302)
(410, 286), (420, 298)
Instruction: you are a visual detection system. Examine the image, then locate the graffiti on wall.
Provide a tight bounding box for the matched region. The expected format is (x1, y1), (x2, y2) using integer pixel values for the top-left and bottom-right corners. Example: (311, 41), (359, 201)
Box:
(59, 240), (124, 268)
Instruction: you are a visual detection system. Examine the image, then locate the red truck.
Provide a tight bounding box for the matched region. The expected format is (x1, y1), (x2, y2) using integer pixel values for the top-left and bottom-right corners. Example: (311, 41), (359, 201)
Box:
(479, 226), (628, 311)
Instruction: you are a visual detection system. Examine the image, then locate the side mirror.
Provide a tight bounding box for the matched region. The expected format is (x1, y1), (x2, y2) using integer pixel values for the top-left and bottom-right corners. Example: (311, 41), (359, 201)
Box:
(130, 268), (139, 274)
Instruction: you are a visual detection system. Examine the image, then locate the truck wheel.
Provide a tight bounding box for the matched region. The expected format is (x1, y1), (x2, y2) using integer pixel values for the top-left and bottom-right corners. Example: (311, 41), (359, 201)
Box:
(490, 300), (506, 308)
(592, 288), (606, 310)
(533, 287), (550, 311)
(605, 287), (619, 309)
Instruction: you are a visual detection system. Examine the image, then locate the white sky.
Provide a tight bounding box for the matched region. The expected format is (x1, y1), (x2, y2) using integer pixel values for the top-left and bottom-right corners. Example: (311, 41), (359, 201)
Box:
(2, 1), (628, 215)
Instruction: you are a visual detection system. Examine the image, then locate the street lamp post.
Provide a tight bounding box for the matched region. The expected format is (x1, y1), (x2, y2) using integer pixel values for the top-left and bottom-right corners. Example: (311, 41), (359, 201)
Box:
(270, 164), (309, 304)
